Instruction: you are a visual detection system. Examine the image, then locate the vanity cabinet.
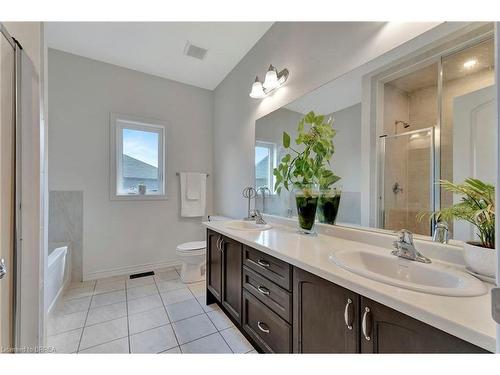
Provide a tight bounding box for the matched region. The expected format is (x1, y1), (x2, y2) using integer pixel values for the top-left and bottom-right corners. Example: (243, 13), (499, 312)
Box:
(206, 229), (242, 324)
(206, 229), (490, 354)
(293, 268), (359, 353)
(359, 297), (488, 353)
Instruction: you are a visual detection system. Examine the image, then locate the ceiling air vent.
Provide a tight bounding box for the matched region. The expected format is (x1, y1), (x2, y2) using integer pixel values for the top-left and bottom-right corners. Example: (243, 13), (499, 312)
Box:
(184, 42), (208, 60)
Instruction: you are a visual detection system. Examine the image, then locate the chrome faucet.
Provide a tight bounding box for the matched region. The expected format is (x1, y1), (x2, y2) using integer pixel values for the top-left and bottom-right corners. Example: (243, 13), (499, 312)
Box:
(254, 210), (267, 225)
(432, 221), (449, 244)
(391, 229), (431, 263)
(257, 186), (271, 213)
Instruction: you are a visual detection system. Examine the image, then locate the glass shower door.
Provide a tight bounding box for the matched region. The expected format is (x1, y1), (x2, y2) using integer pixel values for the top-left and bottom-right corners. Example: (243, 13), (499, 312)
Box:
(379, 127), (434, 236)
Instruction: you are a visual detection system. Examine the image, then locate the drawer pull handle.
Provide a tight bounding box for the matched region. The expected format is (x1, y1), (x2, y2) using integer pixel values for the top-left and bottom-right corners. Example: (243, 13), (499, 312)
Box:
(257, 321), (270, 334)
(257, 285), (270, 296)
(344, 298), (353, 330)
(362, 307), (371, 341)
(257, 259), (270, 268)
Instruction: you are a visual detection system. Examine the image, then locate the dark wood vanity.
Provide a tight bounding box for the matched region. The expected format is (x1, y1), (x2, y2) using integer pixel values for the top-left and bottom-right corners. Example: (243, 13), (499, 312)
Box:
(206, 229), (489, 353)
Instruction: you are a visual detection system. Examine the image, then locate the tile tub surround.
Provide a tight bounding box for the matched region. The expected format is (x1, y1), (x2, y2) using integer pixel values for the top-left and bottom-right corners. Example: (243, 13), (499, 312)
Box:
(48, 191), (84, 282)
(47, 267), (255, 354)
(203, 218), (497, 352)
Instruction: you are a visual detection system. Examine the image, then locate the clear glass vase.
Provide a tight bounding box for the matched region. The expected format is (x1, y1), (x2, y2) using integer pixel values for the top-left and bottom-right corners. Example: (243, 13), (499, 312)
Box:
(294, 184), (319, 234)
(318, 188), (341, 225)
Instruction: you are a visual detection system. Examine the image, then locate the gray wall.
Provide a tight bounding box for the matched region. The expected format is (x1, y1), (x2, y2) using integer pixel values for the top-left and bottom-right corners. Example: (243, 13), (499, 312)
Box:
(48, 49), (214, 280)
(213, 22), (450, 219)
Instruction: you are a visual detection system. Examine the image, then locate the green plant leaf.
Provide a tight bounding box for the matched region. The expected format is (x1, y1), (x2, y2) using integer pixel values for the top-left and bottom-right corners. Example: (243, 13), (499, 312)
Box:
(283, 132), (290, 148)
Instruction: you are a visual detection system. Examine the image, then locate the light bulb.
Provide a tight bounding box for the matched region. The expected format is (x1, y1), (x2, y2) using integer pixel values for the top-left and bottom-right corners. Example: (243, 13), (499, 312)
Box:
(249, 77), (266, 99)
(263, 65), (279, 90)
(463, 59), (477, 69)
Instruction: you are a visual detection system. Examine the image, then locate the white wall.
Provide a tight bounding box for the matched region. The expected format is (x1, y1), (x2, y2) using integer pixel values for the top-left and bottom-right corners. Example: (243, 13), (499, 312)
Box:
(212, 21), (455, 219)
(48, 49), (214, 280)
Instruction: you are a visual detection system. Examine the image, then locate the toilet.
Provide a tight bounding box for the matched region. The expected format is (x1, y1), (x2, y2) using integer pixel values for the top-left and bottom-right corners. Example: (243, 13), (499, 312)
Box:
(176, 241), (206, 283)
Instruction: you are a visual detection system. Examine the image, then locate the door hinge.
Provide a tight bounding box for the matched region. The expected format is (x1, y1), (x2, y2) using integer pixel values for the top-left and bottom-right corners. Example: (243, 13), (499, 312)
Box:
(492, 287), (500, 324)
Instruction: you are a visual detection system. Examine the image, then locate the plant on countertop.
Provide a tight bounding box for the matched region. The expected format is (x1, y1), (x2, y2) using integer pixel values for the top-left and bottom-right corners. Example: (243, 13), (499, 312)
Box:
(273, 111), (340, 194)
(273, 111), (341, 231)
(419, 178), (495, 249)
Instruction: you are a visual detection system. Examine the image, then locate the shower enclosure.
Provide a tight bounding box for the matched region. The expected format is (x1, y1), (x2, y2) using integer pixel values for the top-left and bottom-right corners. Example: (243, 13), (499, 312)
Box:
(377, 34), (495, 239)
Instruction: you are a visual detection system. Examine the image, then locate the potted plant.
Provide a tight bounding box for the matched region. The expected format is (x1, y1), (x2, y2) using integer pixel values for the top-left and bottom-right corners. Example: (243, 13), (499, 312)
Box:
(317, 164), (341, 225)
(423, 178), (496, 277)
(273, 111), (339, 234)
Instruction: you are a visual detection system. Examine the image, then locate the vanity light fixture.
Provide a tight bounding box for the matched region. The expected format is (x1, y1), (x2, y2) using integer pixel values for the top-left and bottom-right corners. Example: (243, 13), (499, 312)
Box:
(249, 64), (289, 98)
(463, 59), (477, 69)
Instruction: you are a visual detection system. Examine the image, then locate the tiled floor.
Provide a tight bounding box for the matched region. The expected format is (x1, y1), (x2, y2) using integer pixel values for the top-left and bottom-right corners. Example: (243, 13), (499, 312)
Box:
(47, 267), (257, 354)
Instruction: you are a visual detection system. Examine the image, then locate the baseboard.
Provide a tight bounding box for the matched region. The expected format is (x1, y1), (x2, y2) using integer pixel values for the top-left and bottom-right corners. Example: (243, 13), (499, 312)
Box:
(83, 259), (182, 281)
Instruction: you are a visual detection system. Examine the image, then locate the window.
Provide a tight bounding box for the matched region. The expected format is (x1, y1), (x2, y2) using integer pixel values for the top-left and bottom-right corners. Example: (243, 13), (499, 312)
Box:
(110, 113), (167, 200)
(255, 141), (277, 193)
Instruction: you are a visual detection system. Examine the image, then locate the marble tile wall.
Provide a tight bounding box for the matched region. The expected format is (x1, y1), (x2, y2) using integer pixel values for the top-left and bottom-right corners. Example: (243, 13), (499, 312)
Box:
(49, 191), (83, 282)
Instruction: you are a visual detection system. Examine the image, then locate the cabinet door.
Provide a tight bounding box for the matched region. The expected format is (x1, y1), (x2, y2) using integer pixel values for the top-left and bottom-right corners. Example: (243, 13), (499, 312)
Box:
(293, 268), (359, 353)
(206, 230), (222, 302)
(360, 297), (489, 353)
(221, 236), (242, 324)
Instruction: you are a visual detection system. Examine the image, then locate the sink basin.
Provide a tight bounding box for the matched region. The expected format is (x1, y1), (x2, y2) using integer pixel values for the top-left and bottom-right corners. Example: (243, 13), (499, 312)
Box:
(330, 249), (487, 297)
(223, 220), (272, 231)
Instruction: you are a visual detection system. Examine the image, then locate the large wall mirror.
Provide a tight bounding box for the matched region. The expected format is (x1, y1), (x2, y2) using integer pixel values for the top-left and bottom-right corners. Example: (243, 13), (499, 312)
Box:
(254, 23), (495, 242)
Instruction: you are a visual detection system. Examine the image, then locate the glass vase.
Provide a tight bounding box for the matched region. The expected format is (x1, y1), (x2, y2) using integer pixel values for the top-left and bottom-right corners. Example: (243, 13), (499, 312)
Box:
(294, 185), (319, 234)
(318, 188), (341, 225)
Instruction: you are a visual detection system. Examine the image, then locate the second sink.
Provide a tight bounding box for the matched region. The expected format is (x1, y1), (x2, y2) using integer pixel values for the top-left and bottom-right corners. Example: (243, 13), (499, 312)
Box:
(329, 249), (487, 297)
(224, 220), (272, 231)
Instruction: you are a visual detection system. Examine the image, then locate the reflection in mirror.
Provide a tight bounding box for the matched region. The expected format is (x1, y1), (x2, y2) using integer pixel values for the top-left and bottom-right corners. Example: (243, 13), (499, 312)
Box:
(254, 25), (495, 242)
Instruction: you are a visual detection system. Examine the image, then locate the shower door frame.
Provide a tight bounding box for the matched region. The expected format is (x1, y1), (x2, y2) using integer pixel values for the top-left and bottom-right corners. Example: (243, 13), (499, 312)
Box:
(371, 26), (495, 236)
(378, 127), (436, 235)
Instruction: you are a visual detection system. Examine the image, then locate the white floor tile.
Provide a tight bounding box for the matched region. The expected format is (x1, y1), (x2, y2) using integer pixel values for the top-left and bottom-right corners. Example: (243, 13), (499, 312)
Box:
(86, 302), (127, 326)
(48, 310), (87, 335)
(127, 283), (158, 300)
(156, 279), (186, 292)
(220, 327), (254, 353)
(63, 286), (94, 300)
(79, 337), (129, 353)
(47, 328), (82, 353)
(207, 309), (234, 330)
(161, 346), (181, 354)
(196, 296), (220, 312)
(79, 317), (128, 350)
(180, 333), (232, 354)
(129, 325), (178, 353)
(91, 290), (126, 309)
(68, 280), (96, 290)
(165, 299), (204, 322)
(154, 269), (179, 282)
(160, 288), (194, 305)
(55, 296), (91, 315)
(95, 275), (128, 285)
(94, 280), (125, 295)
(127, 294), (163, 315)
(187, 281), (206, 297)
(128, 307), (169, 335)
(172, 314), (217, 345)
(126, 275), (154, 288)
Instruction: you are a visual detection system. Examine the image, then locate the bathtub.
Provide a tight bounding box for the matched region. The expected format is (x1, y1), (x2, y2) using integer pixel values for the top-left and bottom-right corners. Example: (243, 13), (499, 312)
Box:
(46, 246), (68, 312)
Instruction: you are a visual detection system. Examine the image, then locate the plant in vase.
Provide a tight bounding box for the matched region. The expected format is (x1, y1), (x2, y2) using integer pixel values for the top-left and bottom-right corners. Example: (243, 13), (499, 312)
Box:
(419, 178), (496, 277)
(273, 111), (340, 234)
(317, 165), (342, 225)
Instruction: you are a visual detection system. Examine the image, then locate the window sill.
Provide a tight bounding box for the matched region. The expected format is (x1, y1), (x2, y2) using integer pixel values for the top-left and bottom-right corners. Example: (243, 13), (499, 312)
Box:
(110, 194), (168, 201)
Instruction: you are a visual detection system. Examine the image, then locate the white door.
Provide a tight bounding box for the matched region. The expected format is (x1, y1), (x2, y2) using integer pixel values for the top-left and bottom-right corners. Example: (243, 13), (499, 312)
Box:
(0, 28), (16, 353)
(453, 85), (495, 242)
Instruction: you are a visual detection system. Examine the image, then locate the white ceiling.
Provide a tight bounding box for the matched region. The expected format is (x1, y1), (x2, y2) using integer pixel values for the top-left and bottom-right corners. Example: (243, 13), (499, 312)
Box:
(46, 22), (273, 90)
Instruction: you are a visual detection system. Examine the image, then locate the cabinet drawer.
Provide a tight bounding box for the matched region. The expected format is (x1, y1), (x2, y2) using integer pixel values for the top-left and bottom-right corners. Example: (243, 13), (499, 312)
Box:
(243, 266), (292, 323)
(243, 246), (292, 290)
(242, 290), (292, 353)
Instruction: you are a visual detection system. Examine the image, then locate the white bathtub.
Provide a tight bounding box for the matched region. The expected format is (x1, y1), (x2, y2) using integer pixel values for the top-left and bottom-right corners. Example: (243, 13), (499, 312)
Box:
(46, 246), (68, 312)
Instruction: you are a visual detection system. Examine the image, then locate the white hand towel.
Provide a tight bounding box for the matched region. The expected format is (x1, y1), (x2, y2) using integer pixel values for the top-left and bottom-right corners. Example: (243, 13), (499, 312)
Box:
(180, 172), (207, 217)
(186, 173), (201, 200)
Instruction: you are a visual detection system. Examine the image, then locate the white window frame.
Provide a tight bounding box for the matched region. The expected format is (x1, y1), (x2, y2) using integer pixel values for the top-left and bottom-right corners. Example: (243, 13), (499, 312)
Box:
(109, 113), (168, 200)
(255, 140), (277, 194)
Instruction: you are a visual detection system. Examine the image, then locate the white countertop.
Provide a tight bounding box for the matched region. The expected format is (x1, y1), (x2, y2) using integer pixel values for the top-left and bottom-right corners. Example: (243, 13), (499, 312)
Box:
(203, 219), (497, 352)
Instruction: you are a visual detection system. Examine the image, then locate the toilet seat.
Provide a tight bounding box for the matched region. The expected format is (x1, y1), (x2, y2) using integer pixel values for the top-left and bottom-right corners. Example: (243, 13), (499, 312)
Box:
(176, 241), (206, 256)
